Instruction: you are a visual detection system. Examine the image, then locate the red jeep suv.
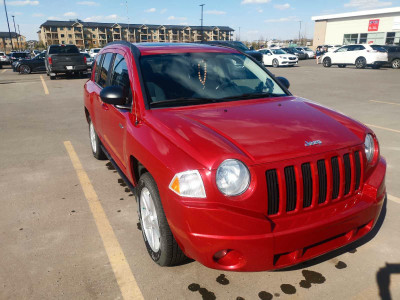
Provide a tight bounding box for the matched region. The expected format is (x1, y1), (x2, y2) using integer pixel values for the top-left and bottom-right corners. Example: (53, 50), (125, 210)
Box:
(84, 41), (386, 271)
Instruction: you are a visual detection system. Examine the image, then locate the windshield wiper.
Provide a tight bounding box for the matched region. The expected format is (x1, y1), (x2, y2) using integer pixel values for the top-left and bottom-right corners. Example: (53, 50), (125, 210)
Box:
(218, 92), (284, 101)
(149, 97), (216, 108)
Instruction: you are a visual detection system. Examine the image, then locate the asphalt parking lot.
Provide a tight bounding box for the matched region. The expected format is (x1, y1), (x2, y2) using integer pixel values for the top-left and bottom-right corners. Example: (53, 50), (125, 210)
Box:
(0, 60), (399, 300)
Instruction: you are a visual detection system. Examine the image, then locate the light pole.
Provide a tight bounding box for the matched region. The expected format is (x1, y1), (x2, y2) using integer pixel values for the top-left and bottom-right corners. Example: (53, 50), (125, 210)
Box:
(12, 15), (20, 50)
(18, 25), (22, 50)
(3, 0), (14, 51)
(200, 4), (205, 42)
(298, 21), (302, 45)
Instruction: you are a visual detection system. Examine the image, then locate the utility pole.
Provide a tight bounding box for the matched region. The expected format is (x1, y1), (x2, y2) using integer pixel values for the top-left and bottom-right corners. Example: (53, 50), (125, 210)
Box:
(12, 15), (19, 50)
(298, 21), (302, 45)
(3, 0), (14, 51)
(200, 4), (205, 42)
(238, 27), (241, 41)
(18, 25), (22, 50)
(126, 0), (130, 42)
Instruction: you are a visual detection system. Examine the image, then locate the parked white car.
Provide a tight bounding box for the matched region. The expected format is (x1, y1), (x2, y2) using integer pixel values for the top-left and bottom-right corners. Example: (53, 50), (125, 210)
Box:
(89, 48), (101, 58)
(322, 44), (388, 69)
(296, 47), (315, 58)
(258, 48), (298, 67)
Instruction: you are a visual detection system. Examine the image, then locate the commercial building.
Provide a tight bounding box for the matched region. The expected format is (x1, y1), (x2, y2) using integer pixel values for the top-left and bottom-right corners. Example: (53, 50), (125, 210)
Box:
(312, 7), (400, 46)
(38, 20), (234, 49)
(0, 32), (26, 52)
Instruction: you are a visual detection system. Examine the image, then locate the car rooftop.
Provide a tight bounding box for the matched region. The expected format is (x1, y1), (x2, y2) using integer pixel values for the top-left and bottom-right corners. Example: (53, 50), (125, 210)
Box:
(126, 42), (239, 55)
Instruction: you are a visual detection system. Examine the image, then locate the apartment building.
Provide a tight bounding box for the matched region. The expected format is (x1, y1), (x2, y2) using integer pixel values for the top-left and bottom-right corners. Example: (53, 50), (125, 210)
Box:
(39, 20), (234, 49)
(0, 32), (26, 52)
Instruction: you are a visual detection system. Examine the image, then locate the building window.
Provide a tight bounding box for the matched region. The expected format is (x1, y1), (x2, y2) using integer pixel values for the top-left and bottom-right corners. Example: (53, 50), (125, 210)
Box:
(359, 33), (368, 44)
(68, 34), (72, 38)
(343, 34), (358, 45)
(93, 34), (96, 38)
(366, 32), (385, 45)
(61, 34), (65, 38)
(62, 41), (65, 45)
(386, 32), (400, 45)
(59, 27), (64, 30)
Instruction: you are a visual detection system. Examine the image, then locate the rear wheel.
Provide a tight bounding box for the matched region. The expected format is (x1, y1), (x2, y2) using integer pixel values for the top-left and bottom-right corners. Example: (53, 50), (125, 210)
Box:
(88, 117), (106, 160)
(323, 57), (332, 67)
(338, 64), (346, 68)
(138, 172), (187, 266)
(355, 57), (367, 69)
(272, 59), (279, 68)
(19, 65), (31, 74)
(391, 59), (400, 69)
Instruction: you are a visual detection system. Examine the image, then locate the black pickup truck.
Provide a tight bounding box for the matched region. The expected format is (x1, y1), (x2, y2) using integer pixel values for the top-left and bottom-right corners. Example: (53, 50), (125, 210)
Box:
(45, 44), (88, 80)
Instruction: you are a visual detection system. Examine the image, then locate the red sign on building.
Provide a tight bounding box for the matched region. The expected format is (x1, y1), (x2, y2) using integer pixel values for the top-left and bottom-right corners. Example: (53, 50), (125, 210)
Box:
(368, 19), (380, 31)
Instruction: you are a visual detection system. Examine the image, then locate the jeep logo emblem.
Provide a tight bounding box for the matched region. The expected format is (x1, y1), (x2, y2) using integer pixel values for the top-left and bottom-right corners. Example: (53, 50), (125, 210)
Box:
(305, 140), (322, 147)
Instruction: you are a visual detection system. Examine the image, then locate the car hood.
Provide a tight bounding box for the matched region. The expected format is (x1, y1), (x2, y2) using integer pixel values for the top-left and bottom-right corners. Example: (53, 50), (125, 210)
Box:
(147, 96), (365, 169)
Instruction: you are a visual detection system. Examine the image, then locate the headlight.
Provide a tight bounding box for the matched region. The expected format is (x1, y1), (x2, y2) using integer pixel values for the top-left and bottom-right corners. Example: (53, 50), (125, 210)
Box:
(169, 170), (206, 198)
(364, 134), (375, 162)
(216, 159), (250, 196)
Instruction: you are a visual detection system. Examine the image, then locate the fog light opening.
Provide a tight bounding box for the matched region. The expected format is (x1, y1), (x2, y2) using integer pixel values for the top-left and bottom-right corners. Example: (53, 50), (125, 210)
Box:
(213, 249), (245, 267)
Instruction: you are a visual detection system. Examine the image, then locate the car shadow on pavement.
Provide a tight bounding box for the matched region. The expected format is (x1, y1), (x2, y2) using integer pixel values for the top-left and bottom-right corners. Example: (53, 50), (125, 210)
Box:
(376, 263), (400, 300)
(276, 194), (387, 272)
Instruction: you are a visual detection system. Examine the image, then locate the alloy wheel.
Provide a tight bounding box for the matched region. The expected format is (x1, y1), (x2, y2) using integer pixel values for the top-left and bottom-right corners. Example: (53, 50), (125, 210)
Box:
(140, 187), (160, 252)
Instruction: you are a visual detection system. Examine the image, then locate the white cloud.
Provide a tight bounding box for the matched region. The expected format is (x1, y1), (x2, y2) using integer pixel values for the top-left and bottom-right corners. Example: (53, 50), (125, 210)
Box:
(274, 3), (291, 10)
(205, 10), (227, 15)
(32, 12), (44, 17)
(77, 1), (99, 6)
(6, 0), (39, 6)
(160, 8), (167, 14)
(344, 0), (392, 9)
(167, 15), (187, 21)
(264, 16), (300, 23)
(145, 8), (156, 13)
(83, 14), (119, 22)
(48, 16), (62, 20)
(241, 0), (270, 4)
(64, 12), (78, 17)
(257, 9), (263, 13)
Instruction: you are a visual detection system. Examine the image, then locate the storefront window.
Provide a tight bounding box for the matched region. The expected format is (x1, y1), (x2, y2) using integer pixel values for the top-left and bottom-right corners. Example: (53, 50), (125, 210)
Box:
(386, 32), (400, 45)
(343, 34), (359, 44)
(367, 32), (385, 45)
(359, 33), (368, 44)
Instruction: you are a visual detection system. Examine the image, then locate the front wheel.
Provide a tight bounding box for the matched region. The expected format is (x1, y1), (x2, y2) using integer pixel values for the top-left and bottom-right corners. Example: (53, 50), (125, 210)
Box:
(355, 57), (367, 69)
(138, 172), (187, 266)
(88, 117), (106, 160)
(391, 59), (400, 69)
(272, 59), (279, 68)
(323, 57), (332, 67)
(19, 65), (31, 74)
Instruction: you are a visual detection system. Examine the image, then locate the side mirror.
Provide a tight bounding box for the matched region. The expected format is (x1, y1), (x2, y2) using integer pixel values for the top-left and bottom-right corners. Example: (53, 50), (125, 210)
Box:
(276, 76), (290, 89)
(100, 86), (125, 105)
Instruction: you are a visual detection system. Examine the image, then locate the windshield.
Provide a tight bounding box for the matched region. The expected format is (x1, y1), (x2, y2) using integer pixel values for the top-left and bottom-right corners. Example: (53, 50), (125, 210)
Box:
(304, 48), (312, 51)
(140, 52), (287, 108)
(272, 49), (286, 55)
(49, 45), (79, 54)
(93, 49), (100, 53)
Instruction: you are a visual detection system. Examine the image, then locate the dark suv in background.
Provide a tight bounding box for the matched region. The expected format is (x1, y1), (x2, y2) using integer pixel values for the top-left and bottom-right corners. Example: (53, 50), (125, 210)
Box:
(381, 45), (400, 69)
(45, 44), (88, 80)
(203, 40), (263, 63)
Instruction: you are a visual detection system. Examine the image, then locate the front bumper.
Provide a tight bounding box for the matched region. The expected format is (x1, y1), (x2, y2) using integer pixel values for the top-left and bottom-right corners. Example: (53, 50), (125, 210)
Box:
(281, 60), (298, 65)
(164, 157), (386, 271)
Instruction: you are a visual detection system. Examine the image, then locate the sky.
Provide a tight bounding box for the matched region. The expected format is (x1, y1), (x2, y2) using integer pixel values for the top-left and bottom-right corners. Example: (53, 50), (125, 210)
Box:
(1, 0), (400, 41)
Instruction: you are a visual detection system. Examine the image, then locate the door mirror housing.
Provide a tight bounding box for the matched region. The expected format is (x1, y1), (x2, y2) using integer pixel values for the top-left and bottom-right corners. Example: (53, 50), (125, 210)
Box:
(100, 86), (125, 105)
(276, 76), (290, 89)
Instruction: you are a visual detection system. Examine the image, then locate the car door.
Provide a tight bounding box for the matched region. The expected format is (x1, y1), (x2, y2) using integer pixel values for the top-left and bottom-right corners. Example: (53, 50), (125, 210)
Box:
(349, 45), (365, 64)
(331, 46), (349, 64)
(32, 53), (46, 71)
(264, 50), (273, 65)
(99, 52), (133, 170)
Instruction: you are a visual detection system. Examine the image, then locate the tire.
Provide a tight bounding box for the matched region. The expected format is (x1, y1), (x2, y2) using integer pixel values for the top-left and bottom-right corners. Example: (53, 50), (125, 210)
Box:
(391, 59), (400, 69)
(138, 172), (187, 266)
(323, 57), (332, 67)
(19, 65), (31, 74)
(338, 64), (346, 68)
(88, 117), (106, 160)
(50, 75), (56, 80)
(355, 57), (367, 69)
(272, 59), (279, 68)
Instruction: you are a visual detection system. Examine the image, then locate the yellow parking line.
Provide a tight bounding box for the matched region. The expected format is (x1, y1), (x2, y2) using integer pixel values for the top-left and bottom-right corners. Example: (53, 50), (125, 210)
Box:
(388, 194), (400, 204)
(1, 69), (6, 73)
(63, 141), (144, 300)
(40, 75), (49, 95)
(370, 100), (400, 107)
(366, 124), (400, 134)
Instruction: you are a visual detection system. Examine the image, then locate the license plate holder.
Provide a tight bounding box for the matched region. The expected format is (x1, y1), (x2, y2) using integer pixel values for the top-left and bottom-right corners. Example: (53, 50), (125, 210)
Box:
(66, 66), (74, 70)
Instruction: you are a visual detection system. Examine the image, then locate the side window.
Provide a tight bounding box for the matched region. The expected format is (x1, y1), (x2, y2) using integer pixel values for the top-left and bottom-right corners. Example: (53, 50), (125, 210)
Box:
(353, 45), (365, 51)
(98, 53), (114, 88)
(94, 54), (103, 83)
(337, 46), (349, 52)
(110, 54), (132, 105)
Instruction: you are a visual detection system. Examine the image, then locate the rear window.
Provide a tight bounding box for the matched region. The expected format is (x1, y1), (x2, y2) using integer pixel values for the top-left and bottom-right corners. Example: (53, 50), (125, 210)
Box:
(11, 53), (29, 58)
(49, 45), (80, 54)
